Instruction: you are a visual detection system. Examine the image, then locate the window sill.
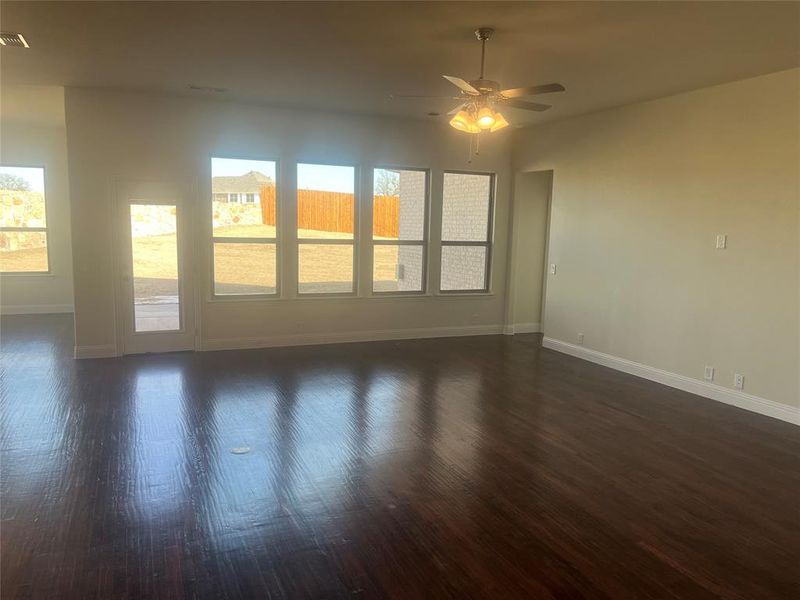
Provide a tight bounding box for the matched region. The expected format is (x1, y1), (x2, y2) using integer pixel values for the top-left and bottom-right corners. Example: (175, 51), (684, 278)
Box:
(0, 272), (55, 278)
(208, 293), (280, 304)
(438, 290), (493, 296)
(207, 291), (495, 304)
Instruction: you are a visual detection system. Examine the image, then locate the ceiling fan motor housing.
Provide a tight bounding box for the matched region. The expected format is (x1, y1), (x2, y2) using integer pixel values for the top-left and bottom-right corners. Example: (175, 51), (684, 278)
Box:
(469, 79), (501, 95)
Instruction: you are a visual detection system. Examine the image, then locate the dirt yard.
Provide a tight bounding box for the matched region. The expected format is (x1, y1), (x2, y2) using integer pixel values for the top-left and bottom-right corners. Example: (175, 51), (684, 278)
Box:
(0, 223), (401, 293)
(0, 246), (49, 272)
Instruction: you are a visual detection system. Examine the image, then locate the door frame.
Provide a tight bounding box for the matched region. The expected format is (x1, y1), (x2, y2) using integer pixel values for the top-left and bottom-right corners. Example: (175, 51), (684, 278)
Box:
(113, 178), (197, 355)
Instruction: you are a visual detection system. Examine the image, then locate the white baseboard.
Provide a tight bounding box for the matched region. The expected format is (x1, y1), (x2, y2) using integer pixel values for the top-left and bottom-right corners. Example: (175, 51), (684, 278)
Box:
(542, 337), (799, 426)
(74, 344), (118, 359)
(1, 304), (74, 315)
(202, 324), (505, 352)
(504, 322), (541, 335)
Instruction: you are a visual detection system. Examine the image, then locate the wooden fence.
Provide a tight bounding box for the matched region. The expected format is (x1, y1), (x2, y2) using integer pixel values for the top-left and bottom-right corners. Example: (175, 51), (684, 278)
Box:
(260, 185), (277, 226)
(373, 195), (399, 238)
(258, 185), (399, 237)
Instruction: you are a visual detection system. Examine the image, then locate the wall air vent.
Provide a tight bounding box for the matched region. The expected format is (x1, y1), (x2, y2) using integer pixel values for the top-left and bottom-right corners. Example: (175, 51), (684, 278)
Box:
(0, 32), (30, 48)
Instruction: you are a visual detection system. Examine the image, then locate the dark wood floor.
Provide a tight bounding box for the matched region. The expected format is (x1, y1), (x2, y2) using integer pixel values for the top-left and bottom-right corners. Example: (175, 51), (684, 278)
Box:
(1, 314), (798, 599)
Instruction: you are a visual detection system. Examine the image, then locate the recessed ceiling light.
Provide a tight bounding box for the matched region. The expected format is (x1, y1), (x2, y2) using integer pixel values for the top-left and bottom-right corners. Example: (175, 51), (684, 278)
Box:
(0, 32), (30, 48)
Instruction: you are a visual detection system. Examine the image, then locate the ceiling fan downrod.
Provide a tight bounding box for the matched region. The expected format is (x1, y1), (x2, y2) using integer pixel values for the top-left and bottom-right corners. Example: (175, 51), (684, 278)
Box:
(464, 27), (491, 163)
(475, 27), (493, 80)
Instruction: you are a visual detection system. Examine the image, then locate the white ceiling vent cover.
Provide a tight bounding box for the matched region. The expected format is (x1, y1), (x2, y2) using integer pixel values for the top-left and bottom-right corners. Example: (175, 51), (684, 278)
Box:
(0, 33), (30, 48)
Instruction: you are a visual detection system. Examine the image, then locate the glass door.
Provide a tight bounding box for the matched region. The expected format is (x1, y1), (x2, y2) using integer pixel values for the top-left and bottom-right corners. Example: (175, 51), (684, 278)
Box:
(130, 203), (181, 332)
(118, 182), (195, 354)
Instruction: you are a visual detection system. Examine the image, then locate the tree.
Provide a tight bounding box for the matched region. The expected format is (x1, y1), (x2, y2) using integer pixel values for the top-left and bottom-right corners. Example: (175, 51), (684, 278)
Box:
(0, 173), (30, 191)
(374, 169), (399, 196)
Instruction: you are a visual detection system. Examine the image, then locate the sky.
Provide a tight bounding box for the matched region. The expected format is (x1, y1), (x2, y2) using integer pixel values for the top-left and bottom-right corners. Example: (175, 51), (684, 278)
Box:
(0, 166), (45, 193)
(297, 163), (354, 194)
(211, 157), (276, 180)
(212, 157), (354, 193)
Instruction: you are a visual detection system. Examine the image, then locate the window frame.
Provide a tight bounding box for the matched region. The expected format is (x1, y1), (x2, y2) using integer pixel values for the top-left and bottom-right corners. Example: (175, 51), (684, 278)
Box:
(439, 170), (495, 294)
(210, 155), (281, 299)
(370, 165), (430, 296)
(0, 163), (51, 276)
(295, 161), (359, 297)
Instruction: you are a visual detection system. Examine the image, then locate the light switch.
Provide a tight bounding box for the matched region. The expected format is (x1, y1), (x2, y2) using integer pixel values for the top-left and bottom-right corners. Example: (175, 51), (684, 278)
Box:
(550, 263), (557, 275)
(715, 234), (727, 249)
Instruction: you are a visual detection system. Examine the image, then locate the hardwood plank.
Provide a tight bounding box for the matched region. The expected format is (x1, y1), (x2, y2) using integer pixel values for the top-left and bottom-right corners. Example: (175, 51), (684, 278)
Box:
(1, 314), (798, 599)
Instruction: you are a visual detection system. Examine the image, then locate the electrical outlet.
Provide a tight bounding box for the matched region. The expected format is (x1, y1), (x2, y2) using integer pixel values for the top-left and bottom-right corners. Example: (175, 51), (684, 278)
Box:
(577, 333), (584, 345)
(715, 234), (727, 249)
(549, 263), (557, 275)
(703, 366), (714, 381)
(734, 373), (744, 390)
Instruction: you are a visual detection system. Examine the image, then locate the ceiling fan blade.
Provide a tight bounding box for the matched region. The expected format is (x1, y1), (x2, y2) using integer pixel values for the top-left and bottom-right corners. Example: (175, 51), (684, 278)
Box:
(448, 103), (466, 115)
(503, 99), (552, 112)
(500, 83), (565, 99)
(442, 75), (480, 95)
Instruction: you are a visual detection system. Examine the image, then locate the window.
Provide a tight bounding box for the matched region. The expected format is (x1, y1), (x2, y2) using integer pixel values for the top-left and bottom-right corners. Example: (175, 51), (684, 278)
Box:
(297, 163), (356, 294)
(372, 167), (428, 293)
(0, 166), (48, 273)
(440, 172), (494, 292)
(245, 193), (255, 204)
(211, 157), (278, 295)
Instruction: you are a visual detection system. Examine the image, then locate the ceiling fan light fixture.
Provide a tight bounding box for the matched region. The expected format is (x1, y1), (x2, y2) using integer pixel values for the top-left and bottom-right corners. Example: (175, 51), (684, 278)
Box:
(476, 106), (496, 130)
(489, 112), (509, 132)
(449, 110), (481, 133)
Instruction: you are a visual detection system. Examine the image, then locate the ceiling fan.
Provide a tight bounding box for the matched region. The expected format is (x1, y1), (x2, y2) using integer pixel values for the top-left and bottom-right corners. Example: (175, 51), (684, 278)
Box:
(392, 27), (565, 134)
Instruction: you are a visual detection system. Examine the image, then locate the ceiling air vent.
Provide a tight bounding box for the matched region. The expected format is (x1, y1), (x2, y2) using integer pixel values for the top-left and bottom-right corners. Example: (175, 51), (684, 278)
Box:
(188, 85), (227, 93)
(0, 32), (30, 48)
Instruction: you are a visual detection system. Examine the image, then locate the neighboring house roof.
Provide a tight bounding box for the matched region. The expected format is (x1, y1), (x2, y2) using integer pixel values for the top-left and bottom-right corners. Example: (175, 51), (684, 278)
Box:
(212, 171), (273, 194)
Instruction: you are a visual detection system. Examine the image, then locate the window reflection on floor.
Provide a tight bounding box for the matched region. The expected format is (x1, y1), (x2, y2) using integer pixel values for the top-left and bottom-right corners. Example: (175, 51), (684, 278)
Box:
(131, 365), (187, 518)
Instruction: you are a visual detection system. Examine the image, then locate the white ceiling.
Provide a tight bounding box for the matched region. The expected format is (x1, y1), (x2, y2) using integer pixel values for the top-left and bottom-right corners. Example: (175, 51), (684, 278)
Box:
(1, 1), (797, 127)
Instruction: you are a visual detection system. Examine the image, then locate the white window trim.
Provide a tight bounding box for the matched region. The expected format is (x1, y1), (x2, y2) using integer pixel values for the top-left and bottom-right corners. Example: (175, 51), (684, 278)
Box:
(206, 161), (498, 301)
(210, 156), (280, 298)
(296, 162), (359, 297)
(439, 170), (495, 294)
(370, 166), (430, 296)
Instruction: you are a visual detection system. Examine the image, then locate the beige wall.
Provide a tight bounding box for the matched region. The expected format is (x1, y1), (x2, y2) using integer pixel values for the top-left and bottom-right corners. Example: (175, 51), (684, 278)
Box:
(64, 88), (514, 350)
(1, 86), (74, 313)
(514, 68), (799, 409)
(508, 170), (551, 330)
